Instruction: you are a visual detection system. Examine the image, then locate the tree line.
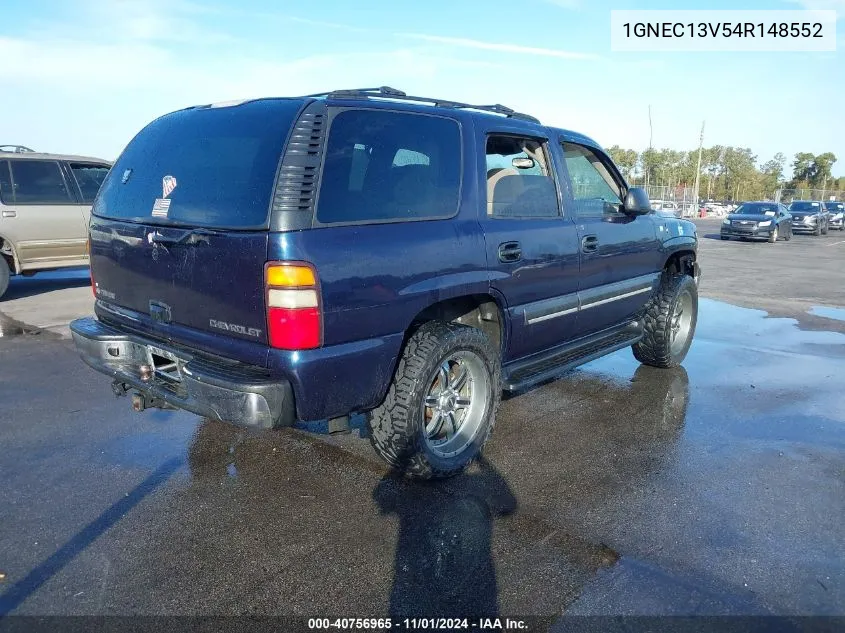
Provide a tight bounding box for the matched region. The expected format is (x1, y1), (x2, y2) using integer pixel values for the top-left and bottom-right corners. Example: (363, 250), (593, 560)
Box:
(606, 146), (842, 201)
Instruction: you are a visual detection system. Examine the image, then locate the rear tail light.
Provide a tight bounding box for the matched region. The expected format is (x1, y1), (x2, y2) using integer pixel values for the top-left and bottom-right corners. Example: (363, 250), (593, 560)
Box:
(265, 262), (321, 350)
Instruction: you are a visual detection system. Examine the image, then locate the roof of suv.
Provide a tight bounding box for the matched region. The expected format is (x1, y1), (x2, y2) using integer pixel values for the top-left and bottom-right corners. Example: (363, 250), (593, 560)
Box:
(0, 149), (112, 164)
(188, 86), (605, 152)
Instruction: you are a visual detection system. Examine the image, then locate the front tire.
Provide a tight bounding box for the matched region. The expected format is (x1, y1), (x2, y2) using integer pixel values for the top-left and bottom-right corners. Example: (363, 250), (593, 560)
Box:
(0, 257), (9, 300)
(768, 225), (779, 243)
(822, 221), (829, 235)
(633, 274), (698, 369)
(720, 236), (730, 241)
(368, 321), (500, 480)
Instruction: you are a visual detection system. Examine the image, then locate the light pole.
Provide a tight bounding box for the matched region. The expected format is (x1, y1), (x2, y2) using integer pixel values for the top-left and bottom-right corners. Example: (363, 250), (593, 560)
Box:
(693, 121), (705, 210)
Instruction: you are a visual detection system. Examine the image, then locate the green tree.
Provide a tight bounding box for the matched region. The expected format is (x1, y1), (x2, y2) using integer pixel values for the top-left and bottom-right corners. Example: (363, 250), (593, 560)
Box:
(640, 147), (660, 187)
(760, 153), (786, 199)
(607, 145), (638, 182)
(812, 152), (837, 188)
(703, 146), (724, 200)
(791, 152), (815, 185)
(761, 153), (786, 183)
(600, 145), (842, 200)
(723, 147), (758, 201)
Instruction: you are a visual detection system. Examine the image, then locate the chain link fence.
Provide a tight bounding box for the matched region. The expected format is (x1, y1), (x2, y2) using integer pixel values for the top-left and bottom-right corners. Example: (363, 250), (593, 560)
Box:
(641, 185), (698, 217)
(775, 188), (845, 203)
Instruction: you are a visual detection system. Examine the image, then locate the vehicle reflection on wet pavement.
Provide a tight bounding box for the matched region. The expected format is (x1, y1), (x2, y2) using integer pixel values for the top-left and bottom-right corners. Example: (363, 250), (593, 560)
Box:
(0, 298), (842, 618)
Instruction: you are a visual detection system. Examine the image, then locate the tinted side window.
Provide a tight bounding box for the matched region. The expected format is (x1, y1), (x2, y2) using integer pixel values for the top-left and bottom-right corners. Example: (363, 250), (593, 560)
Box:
(9, 160), (73, 204)
(70, 163), (110, 203)
(317, 110), (461, 224)
(0, 161), (12, 204)
(561, 142), (622, 218)
(485, 135), (558, 218)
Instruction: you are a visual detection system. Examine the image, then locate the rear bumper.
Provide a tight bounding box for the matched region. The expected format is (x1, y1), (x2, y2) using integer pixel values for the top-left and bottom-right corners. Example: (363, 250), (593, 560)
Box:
(70, 317), (294, 429)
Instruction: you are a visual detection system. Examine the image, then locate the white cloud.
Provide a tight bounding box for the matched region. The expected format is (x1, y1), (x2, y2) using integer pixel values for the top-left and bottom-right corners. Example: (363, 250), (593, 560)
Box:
(786, 0), (845, 18)
(276, 15), (373, 33)
(34, 0), (236, 44)
(542, 0), (581, 8)
(402, 33), (596, 59)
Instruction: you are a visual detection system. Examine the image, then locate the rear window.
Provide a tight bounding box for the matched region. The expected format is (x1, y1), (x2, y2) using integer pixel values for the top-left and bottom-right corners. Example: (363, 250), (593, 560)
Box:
(70, 163), (110, 203)
(93, 99), (304, 229)
(316, 109), (461, 224)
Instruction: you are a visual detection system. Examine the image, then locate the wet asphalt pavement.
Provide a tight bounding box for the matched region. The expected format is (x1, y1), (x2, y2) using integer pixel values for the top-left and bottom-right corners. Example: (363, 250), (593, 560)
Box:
(1, 226), (844, 624)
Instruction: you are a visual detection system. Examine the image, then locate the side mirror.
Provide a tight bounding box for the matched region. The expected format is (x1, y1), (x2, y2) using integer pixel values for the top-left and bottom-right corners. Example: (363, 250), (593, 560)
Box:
(623, 187), (652, 216)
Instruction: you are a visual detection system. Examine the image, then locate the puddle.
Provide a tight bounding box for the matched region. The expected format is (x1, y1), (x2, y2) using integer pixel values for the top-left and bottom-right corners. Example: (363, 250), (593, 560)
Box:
(809, 305), (845, 322)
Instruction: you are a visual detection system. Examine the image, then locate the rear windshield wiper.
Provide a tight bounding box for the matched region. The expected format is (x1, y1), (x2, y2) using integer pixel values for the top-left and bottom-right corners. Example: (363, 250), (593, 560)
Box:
(150, 227), (221, 247)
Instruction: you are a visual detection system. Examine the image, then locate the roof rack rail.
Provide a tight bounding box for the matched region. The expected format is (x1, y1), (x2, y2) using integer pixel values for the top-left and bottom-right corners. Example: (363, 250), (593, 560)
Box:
(300, 86), (540, 123)
(0, 145), (36, 153)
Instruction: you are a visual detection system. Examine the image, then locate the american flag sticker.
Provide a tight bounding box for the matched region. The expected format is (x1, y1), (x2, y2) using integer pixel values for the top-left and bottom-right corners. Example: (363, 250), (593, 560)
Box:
(152, 198), (171, 217)
(162, 175), (177, 198)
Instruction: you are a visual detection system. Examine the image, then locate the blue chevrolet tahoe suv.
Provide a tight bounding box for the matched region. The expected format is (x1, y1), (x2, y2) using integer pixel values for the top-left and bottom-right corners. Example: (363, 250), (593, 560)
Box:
(70, 87), (700, 479)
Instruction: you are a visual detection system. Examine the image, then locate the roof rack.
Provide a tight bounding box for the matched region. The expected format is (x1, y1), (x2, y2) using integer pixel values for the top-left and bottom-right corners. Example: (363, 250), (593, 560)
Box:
(0, 145), (36, 153)
(300, 86), (540, 123)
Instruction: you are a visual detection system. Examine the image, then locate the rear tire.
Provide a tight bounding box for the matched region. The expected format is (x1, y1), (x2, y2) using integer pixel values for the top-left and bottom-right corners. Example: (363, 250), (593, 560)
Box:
(633, 274), (698, 369)
(720, 236), (730, 241)
(368, 321), (500, 480)
(0, 257), (9, 300)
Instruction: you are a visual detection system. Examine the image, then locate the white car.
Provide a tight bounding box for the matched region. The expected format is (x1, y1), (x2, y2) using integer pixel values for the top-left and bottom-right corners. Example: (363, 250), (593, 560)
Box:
(825, 201), (844, 230)
(705, 203), (727, 217)
(680, 203), (697, 218)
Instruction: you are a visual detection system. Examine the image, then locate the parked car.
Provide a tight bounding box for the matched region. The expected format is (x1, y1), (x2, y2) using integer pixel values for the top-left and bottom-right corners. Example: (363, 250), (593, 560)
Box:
(680, 203), (697, 218)
(704, 202), (728, 217)
(720, 202), (793, 243)
(0, 149), (112, 298)
(658, 201), (681, 218)
(824, 201), (844, 230)
(70, 86), (701, 479)
(788, 200), (829, 236)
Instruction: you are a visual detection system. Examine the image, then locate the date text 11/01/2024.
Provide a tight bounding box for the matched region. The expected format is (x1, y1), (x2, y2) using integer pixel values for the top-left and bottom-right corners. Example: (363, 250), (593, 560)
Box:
(622, 22), (824, 38)
(307, 618), (528, 630)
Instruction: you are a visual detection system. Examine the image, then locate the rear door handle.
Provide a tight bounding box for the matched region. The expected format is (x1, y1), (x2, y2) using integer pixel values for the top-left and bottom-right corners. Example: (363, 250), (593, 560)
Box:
(1, 210), (16, 218)
(498, 241), (522, 263)
(581, 235), (599, 253)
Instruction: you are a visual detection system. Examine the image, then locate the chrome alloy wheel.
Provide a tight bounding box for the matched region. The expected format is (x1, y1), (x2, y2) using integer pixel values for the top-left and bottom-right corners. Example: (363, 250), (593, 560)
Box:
(422, 351), (490, 458)
(670, 289), (694, 355)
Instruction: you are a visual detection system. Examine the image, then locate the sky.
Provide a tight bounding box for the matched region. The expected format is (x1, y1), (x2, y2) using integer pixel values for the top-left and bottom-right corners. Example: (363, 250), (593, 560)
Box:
(1, 0), (843, 177)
